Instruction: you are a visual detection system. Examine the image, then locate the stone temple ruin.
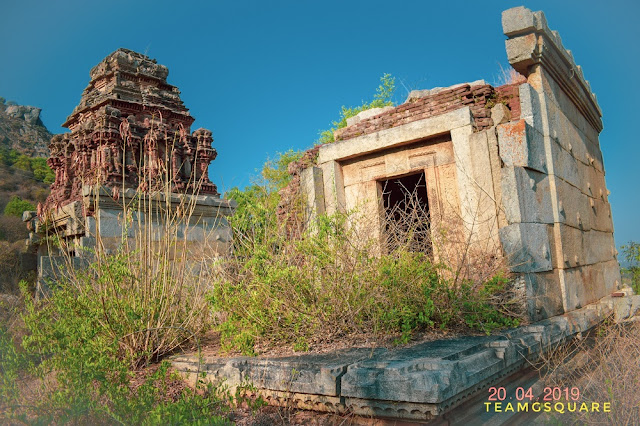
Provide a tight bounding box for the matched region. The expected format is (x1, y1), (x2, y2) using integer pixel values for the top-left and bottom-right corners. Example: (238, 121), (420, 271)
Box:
(26, 6), (633, 423)
(172, 7), (635, 422)
(25, 48), (235, 287)
(298, 6), (620, 322)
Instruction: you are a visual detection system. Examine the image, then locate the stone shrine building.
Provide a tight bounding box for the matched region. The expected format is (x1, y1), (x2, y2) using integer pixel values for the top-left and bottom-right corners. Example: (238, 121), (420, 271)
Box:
(299, 6), (621, 321)
(26, 49), (235, 285)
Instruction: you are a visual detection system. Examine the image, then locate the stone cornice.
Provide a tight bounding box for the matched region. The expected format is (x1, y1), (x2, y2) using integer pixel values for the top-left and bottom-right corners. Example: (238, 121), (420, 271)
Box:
(81, 185), (237, 213)
(318, 107), (472, 164)
(502, 7), (603, 132)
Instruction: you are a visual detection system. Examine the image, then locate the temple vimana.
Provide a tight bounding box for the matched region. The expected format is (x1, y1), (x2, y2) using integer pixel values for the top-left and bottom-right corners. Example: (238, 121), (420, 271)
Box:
(46, 48), (219, 209)
(28, 6), (620, 322)
(26, 48), (235, 287)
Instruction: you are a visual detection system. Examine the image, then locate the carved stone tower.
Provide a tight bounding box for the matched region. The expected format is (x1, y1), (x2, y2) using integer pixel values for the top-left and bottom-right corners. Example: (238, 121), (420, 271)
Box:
(45, 48), (219, 210)
(26, 49), (235, 289)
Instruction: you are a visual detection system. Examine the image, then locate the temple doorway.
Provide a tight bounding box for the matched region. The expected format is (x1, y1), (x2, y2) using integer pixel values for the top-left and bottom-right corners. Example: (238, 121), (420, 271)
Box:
(379, 171), (431, 253)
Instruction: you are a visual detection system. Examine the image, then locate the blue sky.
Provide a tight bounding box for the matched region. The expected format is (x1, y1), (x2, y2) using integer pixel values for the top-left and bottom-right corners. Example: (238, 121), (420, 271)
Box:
(1, 0), (638, 246)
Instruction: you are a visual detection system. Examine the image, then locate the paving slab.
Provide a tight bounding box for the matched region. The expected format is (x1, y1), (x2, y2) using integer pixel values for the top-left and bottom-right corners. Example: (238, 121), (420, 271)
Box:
(172, 291), (634, 421)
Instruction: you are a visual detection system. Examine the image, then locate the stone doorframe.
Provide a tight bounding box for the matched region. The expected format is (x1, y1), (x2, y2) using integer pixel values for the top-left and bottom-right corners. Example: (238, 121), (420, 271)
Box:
(301, 106), (504, 258)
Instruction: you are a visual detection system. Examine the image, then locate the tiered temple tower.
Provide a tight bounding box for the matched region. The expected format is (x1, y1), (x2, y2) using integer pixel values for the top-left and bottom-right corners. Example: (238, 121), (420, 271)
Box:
(45, 48), (218, 211)
(26, 49), (235, 288)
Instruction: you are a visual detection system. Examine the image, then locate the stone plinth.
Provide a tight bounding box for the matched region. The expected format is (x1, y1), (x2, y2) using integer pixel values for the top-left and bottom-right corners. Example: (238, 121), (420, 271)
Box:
(26, 184), (236, 294)
(172, 291), (636, 421)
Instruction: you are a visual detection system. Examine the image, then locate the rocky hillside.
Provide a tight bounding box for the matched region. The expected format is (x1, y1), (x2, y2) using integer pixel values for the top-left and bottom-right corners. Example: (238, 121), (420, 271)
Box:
(0, 98), (55, 291)
(0, 97), (52, 157)
(0, 98), (54, 246)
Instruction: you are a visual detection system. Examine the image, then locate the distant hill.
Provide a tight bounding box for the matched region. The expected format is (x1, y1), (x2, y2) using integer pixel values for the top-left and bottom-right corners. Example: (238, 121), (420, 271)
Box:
(0, 97), (54, 244)
(0, 97), (52, 157)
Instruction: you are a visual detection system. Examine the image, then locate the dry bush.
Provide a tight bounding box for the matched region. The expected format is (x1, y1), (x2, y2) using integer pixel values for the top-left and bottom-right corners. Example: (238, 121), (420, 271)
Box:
(0, 215), (28, 242)
(381, 174), (525, 321)
(212, 173), (525, 354)
(541, 320), (640, 425)
(32, 113), (216, 368)
(493, 64), (527, 87)
(0, 240), (33, 294)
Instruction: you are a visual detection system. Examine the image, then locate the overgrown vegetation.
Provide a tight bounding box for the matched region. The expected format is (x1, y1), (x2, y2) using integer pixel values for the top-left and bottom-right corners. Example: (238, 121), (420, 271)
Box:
(214, 72), (523, 355)
(0, 148), (52, 245)
(3, 195), (35, 217)
(1, 322), (239, 425)
(0, 116), (245, 424)
(0, 74), (526, 422)
(0, 147), (55, 184)
(0, 150), (50, 293)
(621, 241), (640, 293)
(212, 191), (522, 355)
(0, 272), (241, 424)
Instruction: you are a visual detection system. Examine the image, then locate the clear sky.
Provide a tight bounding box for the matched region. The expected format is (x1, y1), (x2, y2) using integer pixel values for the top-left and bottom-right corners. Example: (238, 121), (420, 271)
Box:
(0, 0), (638, 246)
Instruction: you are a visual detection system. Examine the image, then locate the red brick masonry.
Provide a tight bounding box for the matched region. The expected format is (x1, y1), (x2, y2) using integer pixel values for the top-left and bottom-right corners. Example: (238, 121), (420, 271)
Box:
(334, 82), (521, 142)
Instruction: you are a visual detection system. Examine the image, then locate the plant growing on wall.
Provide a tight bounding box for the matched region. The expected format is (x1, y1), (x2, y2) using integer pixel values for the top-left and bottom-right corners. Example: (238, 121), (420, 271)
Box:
(317, 73), (395, 145)
(621, 241), (640, 293)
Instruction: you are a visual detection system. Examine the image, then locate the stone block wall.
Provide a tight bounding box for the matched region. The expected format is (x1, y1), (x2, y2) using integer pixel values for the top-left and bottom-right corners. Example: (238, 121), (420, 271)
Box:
(498, 6), (620, 319)
(26, 185), (236, 295)
(334, 81), (520, 142)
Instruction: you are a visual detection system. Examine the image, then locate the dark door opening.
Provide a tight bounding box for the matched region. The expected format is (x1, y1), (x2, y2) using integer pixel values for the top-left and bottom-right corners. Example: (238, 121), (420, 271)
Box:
(379, 171), (431, 253)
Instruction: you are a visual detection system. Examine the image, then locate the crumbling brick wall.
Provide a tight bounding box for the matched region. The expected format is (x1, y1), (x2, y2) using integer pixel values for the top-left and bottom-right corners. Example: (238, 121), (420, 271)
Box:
(334, 82), (521, 142)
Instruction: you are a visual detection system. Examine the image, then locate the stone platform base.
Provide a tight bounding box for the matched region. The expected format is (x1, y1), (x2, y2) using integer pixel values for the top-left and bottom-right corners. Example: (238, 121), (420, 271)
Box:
(172, 288), (638, 422)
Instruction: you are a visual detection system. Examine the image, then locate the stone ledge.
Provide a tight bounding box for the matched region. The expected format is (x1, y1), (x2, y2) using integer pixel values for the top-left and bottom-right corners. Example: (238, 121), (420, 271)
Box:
(318, 107), (473, 164)
(172, 290), (632, 421)
(502, 6), (602, 132)
(81, 185), (237, 210)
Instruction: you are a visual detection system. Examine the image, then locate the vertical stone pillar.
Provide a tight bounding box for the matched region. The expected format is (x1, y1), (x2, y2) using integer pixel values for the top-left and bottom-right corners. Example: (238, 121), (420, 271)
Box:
(500, 7), (620, 319)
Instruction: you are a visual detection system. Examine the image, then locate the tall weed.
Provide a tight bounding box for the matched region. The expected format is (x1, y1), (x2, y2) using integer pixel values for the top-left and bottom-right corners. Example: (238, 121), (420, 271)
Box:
(0, 112), (232, 423)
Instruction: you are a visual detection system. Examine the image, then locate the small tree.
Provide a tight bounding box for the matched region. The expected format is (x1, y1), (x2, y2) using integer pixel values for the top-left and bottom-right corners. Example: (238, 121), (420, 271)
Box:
(12, 155), (32, 172)
(3, 196), (35, 218)
(621, 242), (640, 293)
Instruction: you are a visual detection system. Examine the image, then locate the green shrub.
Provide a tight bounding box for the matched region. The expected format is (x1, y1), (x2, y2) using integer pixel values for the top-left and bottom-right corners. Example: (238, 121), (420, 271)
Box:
(2, 308), (230, 424)
(1, 214), (229, 422)
(261, 149), (304, 192)
(12, 154), (32, 172)
(3, 195), (35, 217)
(621, 241), (640, 293)
(0, 148), (54, 184)
(31, 157), (55, 183)
(210, 204), (522, 354)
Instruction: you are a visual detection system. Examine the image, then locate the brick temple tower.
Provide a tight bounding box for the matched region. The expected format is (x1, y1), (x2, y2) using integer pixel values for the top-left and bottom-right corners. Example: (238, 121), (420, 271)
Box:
(26, 49), (235, 288)
(45, 48), (219, 212)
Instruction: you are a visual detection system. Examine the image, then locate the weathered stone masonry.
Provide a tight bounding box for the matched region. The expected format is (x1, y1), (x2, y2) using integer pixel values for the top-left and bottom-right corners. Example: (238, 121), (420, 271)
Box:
(334, 81), (522, 141)
(45, 48), (219, 212)
(299, 6), (621, 321)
